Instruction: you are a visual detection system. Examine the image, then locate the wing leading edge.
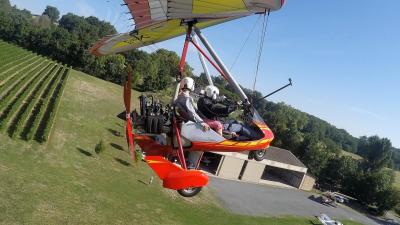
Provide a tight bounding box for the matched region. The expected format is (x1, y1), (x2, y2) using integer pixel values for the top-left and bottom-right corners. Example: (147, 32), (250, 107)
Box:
(90, 0), (284, 56)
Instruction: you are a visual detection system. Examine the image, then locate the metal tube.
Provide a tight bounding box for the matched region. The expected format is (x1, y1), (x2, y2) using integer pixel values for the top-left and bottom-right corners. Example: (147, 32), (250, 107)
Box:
(190, 40), (228, 81)
(192, 34), (213, 86)
(178, 25), (193, 80)
(194, 27), (248, 102)
(173, 117), (187, 170)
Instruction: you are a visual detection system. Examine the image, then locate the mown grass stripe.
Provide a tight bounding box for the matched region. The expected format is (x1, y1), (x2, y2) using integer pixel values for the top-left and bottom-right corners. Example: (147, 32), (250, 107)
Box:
(0, 55), (41, 86)
(34, 66), (67, 142)
(9, 63), (58, 138)
(0, 62), (52, 131)
(37, 66), (70, 142)
(0, 53), (39, 80)
(0, 53), (39, 82)
(25, 65), (63, 141)
(0, 52), (31, 69)
(0, 57), (45, 100)
(19, 64), (60, 140)
(0, 59), (48, 115)
(0, 45), (19, 57)
(0, 50), (29, 63)
(0, 48), (26, 61)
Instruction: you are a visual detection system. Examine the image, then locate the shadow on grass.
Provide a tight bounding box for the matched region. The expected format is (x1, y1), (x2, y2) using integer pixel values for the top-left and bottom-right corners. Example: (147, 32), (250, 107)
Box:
(107, 128), (122, 137)
(77, 147), (93, 157)
(110, 143), (124, 151)
(137, 179), (148, 185)
(114, 157), (130, 166)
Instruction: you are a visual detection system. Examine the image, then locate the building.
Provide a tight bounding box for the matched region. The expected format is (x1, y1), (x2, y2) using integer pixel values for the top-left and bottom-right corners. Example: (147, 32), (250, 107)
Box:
(200, 146), (315, 190)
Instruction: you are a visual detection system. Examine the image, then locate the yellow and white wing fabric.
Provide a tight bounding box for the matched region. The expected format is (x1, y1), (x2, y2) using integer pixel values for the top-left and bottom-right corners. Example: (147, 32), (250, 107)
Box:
(90, 0), (284, 56)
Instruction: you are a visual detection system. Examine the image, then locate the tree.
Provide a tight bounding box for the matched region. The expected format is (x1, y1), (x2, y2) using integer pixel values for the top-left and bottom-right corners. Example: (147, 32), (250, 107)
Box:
(43, 5), (59, 23)
(301, 136), (332, 177)
(32, 15), (51, 28)
(319, 155), (359, 190)
(353, 169), (394, 205)
(376, 187), (400, 214)
(0, 0), (11, 13)
(262, 102), (308, 153)
(358, 136), (393, 171)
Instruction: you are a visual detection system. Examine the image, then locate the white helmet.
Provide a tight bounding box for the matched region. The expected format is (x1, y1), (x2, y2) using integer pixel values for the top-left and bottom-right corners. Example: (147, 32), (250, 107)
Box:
(179, 77), (195, 92)
(205, 85), (219, 100)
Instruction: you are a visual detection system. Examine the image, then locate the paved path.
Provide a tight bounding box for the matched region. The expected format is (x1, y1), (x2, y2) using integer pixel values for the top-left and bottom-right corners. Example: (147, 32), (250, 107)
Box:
(209, 177), (398, 225)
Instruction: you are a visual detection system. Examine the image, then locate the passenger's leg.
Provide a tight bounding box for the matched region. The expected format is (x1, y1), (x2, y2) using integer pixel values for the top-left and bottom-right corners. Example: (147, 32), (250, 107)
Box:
(204, 119), (223, 135)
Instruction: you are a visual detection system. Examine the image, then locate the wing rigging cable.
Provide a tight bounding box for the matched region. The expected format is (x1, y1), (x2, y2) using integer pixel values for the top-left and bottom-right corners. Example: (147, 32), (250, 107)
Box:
(230, 15), (262, 70)
(251, 10), (270, 104)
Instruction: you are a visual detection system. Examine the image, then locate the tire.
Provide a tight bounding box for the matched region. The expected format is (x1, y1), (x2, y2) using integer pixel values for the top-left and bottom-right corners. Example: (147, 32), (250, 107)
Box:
(253, 150), (266, 161)
(151, 117), (159, 133)
(177, 187), (202, 197)
(146, 117), (153, 133)
(157, 117), (163, 134)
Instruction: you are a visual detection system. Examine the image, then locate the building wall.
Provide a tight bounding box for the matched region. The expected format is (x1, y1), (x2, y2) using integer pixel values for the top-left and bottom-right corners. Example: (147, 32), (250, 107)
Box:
(241, 160), (265, 183)
(207, 151), (312, 190)
(300, 174), (315, 191)
(216, 156), (245, 180)
(263, 166), (305, 188)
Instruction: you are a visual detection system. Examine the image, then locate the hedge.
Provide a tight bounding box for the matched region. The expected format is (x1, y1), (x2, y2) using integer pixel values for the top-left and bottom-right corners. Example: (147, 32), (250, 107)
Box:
(38, 66), (70, 142)
(0, 52), (31, 70)
(10, 63), (58, 138)
(0, 58), (47, 111)
(0, 55), (40, 86)
(25, 65), (63, 140)
(0, 62), (52, 131)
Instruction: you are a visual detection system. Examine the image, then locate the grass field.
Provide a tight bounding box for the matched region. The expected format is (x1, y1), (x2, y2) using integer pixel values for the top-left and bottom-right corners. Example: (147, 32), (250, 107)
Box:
(341, 150), (363, 160)
(0, 43), (363, 224)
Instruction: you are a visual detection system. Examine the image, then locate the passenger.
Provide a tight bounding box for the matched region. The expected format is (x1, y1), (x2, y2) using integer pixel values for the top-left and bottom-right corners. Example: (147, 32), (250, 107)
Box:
(174, 77), (210, 131)
(197, 85), (237, 135)
(223, 119), (261, 141)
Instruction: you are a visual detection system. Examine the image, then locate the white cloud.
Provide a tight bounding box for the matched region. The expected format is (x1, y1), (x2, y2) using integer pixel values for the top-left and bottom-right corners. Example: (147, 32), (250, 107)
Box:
(349, 106), (386, 121)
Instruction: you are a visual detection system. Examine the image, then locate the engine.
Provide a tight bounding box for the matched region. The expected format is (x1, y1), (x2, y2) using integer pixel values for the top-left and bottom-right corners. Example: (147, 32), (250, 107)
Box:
(137, 95), (171, 134)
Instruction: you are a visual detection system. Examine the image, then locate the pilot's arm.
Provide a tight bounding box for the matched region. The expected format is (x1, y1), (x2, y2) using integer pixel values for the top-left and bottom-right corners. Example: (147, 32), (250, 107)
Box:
(202, 97), (237, 117)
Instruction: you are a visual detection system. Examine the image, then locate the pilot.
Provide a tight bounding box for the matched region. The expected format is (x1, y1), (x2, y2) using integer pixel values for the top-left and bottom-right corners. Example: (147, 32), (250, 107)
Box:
(197, 85), (237, 135)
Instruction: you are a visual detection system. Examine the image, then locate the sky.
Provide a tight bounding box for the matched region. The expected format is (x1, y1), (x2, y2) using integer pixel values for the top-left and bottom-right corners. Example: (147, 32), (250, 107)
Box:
(10, 0), (400, 148)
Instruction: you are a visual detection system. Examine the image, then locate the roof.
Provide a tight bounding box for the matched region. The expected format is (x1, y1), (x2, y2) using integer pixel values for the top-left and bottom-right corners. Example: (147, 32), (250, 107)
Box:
(265, 146), (307, 169)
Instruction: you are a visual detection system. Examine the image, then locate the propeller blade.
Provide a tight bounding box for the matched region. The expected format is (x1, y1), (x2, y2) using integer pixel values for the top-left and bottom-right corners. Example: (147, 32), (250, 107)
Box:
(123, 66), (132, 112)
(123, 65), (137, 162)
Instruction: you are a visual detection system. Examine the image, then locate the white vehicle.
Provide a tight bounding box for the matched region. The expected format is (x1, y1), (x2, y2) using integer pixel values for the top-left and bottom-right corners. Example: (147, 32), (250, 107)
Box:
(334, 195), (345, 203)
(317, 214), (343, 225)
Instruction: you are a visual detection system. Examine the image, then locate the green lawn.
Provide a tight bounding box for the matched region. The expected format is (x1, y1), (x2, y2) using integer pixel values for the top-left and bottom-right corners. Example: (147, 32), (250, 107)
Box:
(0, 70), (363, 225)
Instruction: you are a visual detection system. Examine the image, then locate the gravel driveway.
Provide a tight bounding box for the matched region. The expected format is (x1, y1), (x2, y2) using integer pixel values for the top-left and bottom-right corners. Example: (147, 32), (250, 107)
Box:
(209, 177), (397, 225)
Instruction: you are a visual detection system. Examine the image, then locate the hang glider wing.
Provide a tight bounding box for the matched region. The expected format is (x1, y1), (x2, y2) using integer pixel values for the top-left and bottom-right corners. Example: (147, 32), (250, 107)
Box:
(90, 0), (284, 56)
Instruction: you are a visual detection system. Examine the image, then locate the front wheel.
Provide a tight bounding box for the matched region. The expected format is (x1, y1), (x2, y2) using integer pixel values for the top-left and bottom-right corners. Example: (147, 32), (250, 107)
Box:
(253, 150), (266, 161)
(177, 187), (202, 197)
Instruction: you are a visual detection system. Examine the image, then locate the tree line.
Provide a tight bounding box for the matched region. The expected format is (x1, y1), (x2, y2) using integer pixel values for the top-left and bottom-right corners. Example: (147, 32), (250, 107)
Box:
(1, 1), (400, 214)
